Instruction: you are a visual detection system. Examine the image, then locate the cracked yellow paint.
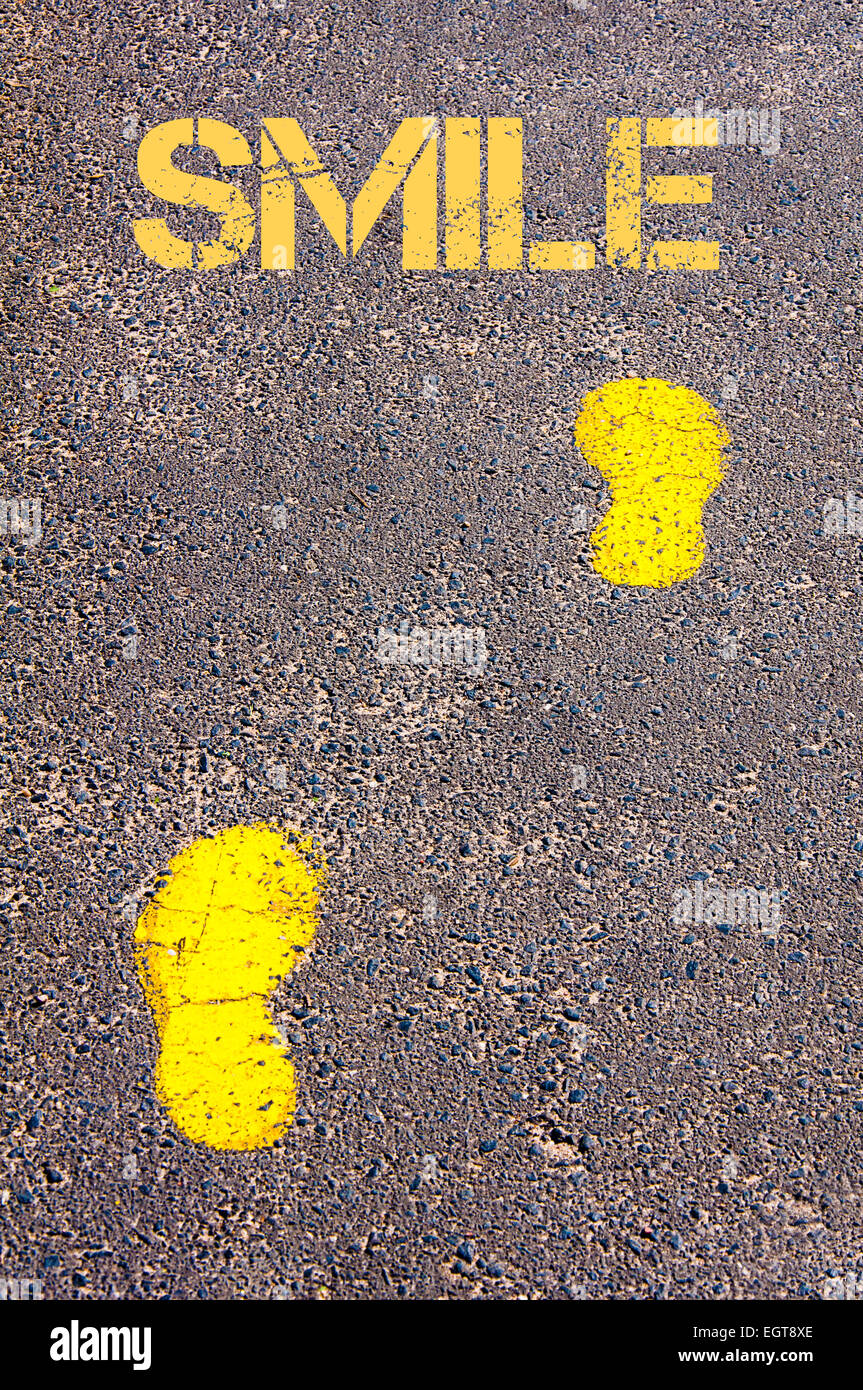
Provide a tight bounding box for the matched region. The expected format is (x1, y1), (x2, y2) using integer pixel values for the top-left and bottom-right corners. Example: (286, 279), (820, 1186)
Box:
(134, 824), (326, 1151)
(260, 116), (437, 270)
(574, 377), (730, 588)
(134, 118), (256, 269)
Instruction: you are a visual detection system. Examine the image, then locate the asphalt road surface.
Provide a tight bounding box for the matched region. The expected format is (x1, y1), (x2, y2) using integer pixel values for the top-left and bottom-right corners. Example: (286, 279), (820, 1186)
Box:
(2, 0), (862, 1301)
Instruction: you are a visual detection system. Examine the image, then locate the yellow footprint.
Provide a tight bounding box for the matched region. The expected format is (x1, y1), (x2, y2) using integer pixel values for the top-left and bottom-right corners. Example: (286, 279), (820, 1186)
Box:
(134, 823), (326, 1151)
(574, 377), (730, 588)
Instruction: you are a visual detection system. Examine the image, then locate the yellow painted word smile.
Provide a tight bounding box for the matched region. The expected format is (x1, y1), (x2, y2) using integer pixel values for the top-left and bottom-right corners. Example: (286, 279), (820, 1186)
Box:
(133, 115), (724, 271)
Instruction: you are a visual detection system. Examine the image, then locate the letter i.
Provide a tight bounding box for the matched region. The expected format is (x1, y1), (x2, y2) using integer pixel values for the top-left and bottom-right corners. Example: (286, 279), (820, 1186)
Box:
(446, 119), (481, 270)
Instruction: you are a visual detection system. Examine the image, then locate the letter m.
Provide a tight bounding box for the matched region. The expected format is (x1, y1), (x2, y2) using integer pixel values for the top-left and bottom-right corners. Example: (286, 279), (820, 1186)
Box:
(261, 119), (437, 270)
(733, 888), (761, 925)
(101, 1328), (131, 1361)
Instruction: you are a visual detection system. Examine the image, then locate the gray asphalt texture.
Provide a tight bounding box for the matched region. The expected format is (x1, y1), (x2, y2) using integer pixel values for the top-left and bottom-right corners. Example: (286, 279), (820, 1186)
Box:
(2, 0), (862, 1301)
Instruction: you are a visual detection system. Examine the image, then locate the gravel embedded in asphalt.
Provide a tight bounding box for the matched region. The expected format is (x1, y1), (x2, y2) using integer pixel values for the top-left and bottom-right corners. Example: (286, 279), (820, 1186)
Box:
(1, 0), (862, 1301)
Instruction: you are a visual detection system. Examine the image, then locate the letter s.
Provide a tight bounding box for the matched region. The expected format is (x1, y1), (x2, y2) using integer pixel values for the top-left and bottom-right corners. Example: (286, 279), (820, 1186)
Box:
(133, 118), (255, 269)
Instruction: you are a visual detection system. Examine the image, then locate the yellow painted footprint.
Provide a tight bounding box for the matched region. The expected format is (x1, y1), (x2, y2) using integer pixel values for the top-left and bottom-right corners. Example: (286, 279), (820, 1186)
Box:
(574, 377), (730, 588)
(134, 823), (326, 1151)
